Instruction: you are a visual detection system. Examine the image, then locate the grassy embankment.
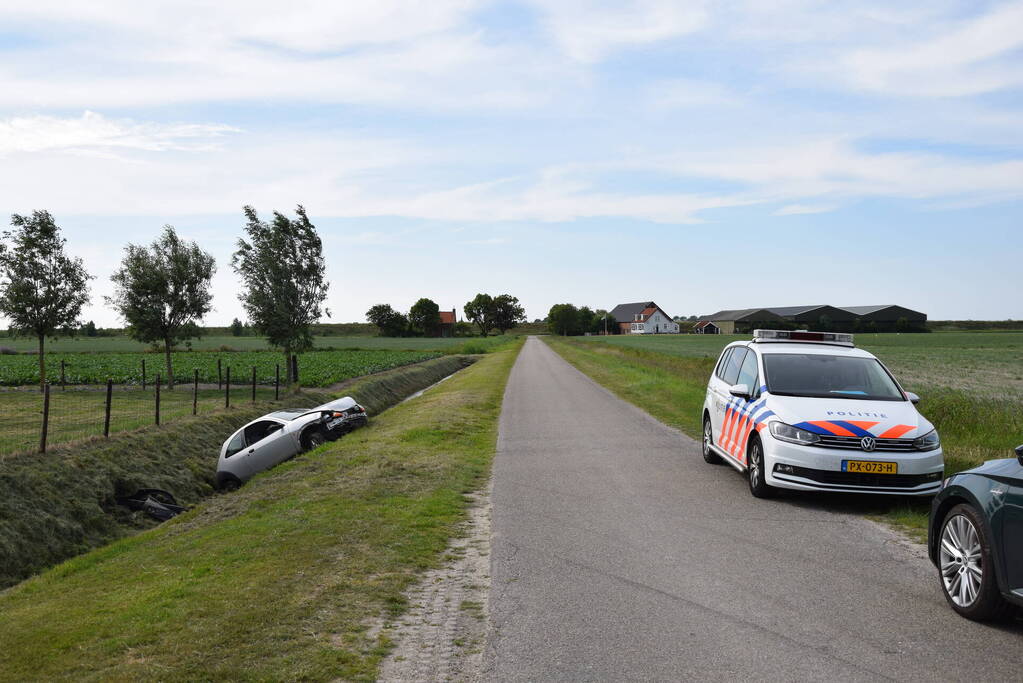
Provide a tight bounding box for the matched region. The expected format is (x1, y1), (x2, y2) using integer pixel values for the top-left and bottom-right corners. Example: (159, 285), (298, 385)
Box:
(0, 355), (475, 588)
(548, 334), (1023, 539)
(0, 345), (518, 681)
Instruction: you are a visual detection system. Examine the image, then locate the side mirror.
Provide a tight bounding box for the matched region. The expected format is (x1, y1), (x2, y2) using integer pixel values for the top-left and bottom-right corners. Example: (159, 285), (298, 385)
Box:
(1015, 444), (1023, 466)
(729, 383), (751, 399)
(905, 392), (920, 404)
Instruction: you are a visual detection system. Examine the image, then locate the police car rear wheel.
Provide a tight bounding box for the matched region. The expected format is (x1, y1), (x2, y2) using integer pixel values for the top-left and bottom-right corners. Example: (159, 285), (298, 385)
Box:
(702, 416), (721, 464)
(747, 436), (774, 498)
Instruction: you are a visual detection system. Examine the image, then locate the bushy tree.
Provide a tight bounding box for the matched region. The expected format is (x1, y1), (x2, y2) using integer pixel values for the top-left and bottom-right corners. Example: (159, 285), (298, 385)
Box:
(108, 226), (216, 389)
(492, 294), (526, 334)
(547, 303), (581, 336)
(82, 320), (98, 337)
(464, 293), (494, 336)
(232, 205), (329, 383)
(366, 303), (408, 337)
(408, 298), (441, 337)
(593, 310), (616, 335)
(0, 211), (92, 389)
(230, 318), (245, 336)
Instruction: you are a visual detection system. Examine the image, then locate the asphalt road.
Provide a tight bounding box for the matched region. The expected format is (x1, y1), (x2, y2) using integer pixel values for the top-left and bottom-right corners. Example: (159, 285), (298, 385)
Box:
(483, 337), (1021, 682)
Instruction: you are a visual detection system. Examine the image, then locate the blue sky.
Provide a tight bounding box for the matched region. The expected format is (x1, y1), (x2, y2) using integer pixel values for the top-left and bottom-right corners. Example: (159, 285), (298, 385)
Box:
(1, 0), (1021, 325)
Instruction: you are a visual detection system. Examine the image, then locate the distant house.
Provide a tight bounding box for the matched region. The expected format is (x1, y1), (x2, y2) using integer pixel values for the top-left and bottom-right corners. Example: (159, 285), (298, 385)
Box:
(438, 309), (457, 337)
(609, 301), (680, 334)
(693, 320), (720, 334)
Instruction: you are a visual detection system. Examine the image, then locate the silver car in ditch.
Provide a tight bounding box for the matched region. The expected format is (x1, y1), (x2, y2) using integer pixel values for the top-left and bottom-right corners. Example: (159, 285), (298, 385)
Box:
(216, 396), (368, 489)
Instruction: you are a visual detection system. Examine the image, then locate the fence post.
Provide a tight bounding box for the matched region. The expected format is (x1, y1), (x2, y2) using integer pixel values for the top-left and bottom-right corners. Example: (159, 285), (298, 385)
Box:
(104, 379), (113, 437)
(291, 355), (299, 386)
(225, 366), (231, 408)
(39, 382), (50, 453)
(142, 358), (147, 391)
(251, 366), (257, 403)
(193, 368), (199, 416)
(275, 364), (280, 401)
(155, 373), (161, 426)
(60, 359), (65, 390)
(217, 358), (222, 390)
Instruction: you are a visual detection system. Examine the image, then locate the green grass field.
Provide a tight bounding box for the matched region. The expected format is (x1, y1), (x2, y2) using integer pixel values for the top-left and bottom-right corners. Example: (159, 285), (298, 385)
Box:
(553, 331), (1023, 539)
(0, 333), (521, 354)
(0, 343), (520, 681)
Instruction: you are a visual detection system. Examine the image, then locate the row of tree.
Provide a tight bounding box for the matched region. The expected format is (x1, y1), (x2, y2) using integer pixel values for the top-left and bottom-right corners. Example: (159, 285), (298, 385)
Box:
(546, 304), (618, 336)
(365, 299), (448, 337)
(0, 206), (328, 389)
(366, 293), (527, 337)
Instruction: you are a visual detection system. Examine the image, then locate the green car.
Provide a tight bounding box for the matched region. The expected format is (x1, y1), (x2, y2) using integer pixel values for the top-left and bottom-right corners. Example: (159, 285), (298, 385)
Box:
(928, 444), (1023, 620)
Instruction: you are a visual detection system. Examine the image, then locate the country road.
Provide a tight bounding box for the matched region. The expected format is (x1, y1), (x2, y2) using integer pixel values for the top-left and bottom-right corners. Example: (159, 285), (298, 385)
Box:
(483, 337), (1021, 682)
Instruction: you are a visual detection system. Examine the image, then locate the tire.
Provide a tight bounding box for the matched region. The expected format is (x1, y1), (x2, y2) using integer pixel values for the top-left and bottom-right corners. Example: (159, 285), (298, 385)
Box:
(746, 435), (774, 498)
(218, 474), (241, 492)
(302, 429), (327, 452)
(938, 504), (1013, 621)
(702, 415), (721, 464)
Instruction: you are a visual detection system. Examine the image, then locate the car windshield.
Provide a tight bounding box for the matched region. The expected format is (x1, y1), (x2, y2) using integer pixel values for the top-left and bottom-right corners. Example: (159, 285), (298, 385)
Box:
(762, 353), (904, 401)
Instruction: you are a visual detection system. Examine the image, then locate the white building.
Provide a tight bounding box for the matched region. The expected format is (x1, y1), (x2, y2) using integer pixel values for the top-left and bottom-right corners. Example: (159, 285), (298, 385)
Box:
(609, 301), (680, 334)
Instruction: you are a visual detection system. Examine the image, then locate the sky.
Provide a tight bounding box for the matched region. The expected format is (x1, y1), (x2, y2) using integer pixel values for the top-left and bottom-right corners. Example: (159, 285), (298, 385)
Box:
(0, 0), (1021, 326)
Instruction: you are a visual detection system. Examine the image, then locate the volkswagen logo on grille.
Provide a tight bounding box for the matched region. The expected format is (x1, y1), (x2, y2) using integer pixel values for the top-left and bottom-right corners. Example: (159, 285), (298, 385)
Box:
(860, 436), (877, 452)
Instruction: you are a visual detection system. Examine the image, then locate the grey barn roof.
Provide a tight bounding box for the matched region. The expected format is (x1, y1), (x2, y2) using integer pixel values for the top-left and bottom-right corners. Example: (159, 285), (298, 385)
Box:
(699, 304), (926, 322)
(609, 301), (655, 321)
(697, 308), (782, 321)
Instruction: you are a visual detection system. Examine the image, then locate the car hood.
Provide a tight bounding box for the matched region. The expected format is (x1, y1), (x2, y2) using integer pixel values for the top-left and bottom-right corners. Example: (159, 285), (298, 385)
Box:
(763, 394), (933, 439)
(959, 457), (1023, 484)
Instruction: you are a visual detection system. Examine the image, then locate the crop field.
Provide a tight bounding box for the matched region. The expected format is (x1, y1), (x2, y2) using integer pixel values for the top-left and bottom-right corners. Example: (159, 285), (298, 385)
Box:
(0, 334), (519, 354)
(0, 349), (442, 387)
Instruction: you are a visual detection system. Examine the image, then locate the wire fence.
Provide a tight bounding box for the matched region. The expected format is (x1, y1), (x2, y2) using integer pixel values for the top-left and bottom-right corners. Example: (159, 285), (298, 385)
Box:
(0, 364), (290, 457)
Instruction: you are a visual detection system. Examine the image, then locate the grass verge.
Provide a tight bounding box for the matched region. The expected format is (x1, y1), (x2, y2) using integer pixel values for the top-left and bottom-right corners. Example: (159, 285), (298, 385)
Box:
(0, 343), (519, 681)
(0, 355), (475, 588)
(545, 337), (1020, 541)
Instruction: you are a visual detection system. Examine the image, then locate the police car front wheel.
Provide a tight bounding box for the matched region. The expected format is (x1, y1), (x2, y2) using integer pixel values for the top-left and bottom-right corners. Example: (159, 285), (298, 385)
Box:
(747, 436), (775, 498)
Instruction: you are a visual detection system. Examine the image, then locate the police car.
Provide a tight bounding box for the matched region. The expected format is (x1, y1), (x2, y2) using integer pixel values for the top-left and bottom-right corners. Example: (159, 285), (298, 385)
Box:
(701, 330), (944, 498)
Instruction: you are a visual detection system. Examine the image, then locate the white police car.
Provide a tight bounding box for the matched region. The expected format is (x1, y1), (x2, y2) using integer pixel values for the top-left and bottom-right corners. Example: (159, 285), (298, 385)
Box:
(701, 330), (944, 498)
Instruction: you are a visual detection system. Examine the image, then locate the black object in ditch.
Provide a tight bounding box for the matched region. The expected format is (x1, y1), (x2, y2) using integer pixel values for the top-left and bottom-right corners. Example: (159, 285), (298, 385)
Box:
(115, 489), (187, 522)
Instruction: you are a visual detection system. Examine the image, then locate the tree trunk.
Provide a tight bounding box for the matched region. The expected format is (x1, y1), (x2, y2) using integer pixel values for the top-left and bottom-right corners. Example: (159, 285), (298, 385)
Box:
(284, 348), (292, 384)
(38, 335), (46, 392)
(164, 338), (174, 389)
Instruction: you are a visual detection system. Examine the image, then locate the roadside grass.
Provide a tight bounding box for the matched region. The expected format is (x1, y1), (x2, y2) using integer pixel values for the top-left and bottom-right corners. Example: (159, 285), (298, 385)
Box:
(546, 336), (1022, 539)
(0, 343), (520, 681)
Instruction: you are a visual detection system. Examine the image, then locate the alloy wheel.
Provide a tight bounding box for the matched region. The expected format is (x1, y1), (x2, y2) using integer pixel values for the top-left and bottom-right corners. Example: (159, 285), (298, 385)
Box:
(940, 514), (983, 608)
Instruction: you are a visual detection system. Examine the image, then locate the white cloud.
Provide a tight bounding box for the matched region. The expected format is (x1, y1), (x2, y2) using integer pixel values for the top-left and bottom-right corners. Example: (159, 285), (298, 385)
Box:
(0, 111), (238, 155)
(839, 2), (1023, 96)
(529, 0), (708, 63)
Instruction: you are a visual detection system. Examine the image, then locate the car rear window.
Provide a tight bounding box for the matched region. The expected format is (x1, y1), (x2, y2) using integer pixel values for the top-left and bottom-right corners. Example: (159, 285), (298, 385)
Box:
(762, 353), (904, 401)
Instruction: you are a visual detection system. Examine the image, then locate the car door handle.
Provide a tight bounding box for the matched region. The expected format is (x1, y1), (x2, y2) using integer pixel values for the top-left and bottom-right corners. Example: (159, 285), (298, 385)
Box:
(247, 449), (254, 454)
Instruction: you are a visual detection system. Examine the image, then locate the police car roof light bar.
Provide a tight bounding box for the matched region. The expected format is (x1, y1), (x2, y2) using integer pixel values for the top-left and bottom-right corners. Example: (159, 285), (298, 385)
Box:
(752, 329), (854, 346)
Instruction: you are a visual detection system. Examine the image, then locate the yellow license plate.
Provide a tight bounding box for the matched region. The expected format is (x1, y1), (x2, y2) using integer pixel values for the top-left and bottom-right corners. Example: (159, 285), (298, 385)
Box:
(843, 460), (897, 474)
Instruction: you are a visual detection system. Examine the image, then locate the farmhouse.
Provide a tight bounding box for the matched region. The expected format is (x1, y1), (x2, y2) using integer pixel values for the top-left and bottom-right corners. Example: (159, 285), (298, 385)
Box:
(692, 320), (720, 334)
(609, 301), (680, 334)
(438, 309), (457, 337)
(695, 304), (927, 334)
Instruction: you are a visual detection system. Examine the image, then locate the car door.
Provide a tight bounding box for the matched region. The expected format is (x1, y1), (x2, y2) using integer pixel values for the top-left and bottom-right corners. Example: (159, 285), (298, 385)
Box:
(710, 347), (746, 455)
(240, 419), (293, 478)
(729, 349), (761, 463)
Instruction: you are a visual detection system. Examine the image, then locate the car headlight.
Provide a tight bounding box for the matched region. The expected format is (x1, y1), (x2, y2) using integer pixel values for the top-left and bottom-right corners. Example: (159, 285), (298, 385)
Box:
(769, 421), (821, 446)
(913, 429), (940, 451)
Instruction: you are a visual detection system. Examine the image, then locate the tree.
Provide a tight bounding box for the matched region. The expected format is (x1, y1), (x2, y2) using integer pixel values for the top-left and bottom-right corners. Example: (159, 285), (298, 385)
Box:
(464, 293), (494, 336)
(492, 294), (526, 334)
(408, 298), (441, 337)
(366, 303), (408, 337)
(232, 205), (329, 383)
(230, 318), (245, 336)
(547, 303), (581, 336)
(82, 320), (98, 337)
(108, 226), (216, 389)
(594, 310), (616, 335)
(0, 211), (92, 389)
